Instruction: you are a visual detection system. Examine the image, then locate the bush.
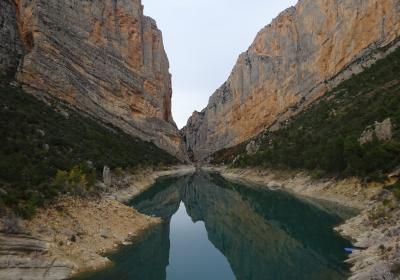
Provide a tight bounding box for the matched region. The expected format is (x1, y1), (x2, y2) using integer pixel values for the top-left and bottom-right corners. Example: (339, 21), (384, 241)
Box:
(52, 166), (92, 196)
(16, 195), (39, 219)
(114, 167), (125, 177)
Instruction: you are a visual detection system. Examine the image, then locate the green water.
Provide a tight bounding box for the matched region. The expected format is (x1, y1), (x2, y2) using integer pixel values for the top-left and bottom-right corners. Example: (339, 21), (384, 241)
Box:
(76, 172), (353, 280)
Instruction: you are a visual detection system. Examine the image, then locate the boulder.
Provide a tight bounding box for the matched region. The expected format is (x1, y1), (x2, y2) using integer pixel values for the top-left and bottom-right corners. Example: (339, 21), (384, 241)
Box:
(246, 141), (260, 155)
(359, 118), (393, 145)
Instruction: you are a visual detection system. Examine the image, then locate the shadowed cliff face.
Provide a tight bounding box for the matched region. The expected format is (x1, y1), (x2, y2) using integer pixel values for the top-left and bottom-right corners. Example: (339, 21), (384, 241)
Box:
(182, 0), (400, 161)
(0, 1), (23, 80)
(128, 173), (352, 280)
(0, 0), (187, 161)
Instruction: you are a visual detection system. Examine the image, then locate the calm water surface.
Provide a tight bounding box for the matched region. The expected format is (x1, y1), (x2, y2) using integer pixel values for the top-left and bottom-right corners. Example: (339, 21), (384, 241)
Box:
(77, 172), (354, 280)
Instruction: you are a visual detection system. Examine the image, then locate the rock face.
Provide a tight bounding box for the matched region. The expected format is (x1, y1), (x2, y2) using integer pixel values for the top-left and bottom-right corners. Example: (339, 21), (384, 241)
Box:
(183, 0), (400, 161)
(359, 118), (393, 145)
(0, 233), (74, 280)
(1, 0), (186, 161)
(0, 0), (23, 80)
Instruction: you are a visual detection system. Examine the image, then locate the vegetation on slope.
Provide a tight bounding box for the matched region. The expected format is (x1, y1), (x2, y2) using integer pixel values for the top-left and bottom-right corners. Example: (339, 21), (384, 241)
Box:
(212, 46), (400, 180)
(0, 85), (179, 217)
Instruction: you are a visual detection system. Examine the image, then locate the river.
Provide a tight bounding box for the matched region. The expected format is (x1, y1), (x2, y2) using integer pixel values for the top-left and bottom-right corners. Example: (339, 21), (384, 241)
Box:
(76, 172), (354, 280)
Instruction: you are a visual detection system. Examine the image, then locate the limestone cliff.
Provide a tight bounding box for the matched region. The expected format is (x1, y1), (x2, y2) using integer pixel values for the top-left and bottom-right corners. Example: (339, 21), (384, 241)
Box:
(183, 0), (400, 161)
(0, 0), (186, 161)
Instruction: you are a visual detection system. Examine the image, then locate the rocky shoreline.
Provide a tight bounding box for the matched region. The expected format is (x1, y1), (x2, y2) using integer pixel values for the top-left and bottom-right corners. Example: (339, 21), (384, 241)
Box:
(204, 166), (382, 209)
(205, 166), (400, 280)
(1, 164), (398, 280)
(0, 165), (195, 280)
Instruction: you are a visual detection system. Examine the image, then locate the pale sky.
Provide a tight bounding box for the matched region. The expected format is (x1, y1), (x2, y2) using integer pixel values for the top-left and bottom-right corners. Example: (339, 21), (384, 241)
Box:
(142, 1), (298, 128)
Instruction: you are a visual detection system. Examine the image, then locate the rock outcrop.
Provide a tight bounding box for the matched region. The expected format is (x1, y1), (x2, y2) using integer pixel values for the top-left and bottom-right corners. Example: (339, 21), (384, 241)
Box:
(183, 0), (400, 161)
(0, 0), (187, 161)
(0, 0), (23, 80)
(359, 118), (393, 145)
(0, 233), (75, 280)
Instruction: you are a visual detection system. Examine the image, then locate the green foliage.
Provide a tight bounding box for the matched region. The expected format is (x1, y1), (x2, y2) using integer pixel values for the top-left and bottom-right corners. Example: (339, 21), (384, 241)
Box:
(51, 165), (94, 196)
(211, 142), (247, 164)
(212, 46), (400, 179)
(114, 167), (124, 177)
(0, 85), (179, 217)
(385, 181), (400, 200)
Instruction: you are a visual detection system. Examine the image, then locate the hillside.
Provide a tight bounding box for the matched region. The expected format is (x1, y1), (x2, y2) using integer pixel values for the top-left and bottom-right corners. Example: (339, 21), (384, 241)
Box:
(0, 84), (179, 218)
(212, 45), (400, 180)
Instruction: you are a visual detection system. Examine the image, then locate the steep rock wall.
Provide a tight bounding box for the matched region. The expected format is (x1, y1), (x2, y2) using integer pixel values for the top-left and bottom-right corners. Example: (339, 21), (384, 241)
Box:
(183, 0), (400, 161)
(0, 0), (23, 80)
(1, 0), (187, 161)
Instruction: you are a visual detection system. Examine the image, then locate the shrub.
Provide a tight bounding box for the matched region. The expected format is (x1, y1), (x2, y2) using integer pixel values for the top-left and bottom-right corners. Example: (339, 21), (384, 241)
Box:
(114, 167), (124, 177)
(51, 165), (96, 196)
(16, 195), (39, 219)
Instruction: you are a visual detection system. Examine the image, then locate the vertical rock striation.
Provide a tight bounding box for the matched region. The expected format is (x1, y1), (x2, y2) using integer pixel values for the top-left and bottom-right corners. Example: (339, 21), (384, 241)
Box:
(183, 0), (400, 161)
(0, 0), (23, 80)
(1, 0), (187, 161)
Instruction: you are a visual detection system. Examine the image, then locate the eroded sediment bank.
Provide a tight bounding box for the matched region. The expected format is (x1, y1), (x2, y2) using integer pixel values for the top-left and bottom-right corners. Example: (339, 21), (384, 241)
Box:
(205, 166), (400, 280)
(204, 166), (382, 209)
(0, 165), (195, 280)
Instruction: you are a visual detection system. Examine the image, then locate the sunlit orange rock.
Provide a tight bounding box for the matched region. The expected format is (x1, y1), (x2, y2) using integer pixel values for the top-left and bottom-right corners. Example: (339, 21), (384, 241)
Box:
(5, 0), (186, 161)
(183, 0), (400, 161)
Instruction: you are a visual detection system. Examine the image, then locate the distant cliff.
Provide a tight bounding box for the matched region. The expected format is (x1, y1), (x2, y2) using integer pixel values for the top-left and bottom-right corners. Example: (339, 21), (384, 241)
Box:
(183, 0), (400, 161)
(0, 0), (187, 161)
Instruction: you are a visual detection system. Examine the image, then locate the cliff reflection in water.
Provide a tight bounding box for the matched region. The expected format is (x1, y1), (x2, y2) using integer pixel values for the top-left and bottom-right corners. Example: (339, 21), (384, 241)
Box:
(131, 172), (351, 280)
(80, 172), (351, 280)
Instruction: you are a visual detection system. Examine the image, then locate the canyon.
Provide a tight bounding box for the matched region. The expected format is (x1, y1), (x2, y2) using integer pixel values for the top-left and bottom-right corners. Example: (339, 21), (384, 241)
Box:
(4, 0), (400, 164)
(1, 0), (400, 279)
(182, 0), (400, 161)
(0, 0), (187, 161)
